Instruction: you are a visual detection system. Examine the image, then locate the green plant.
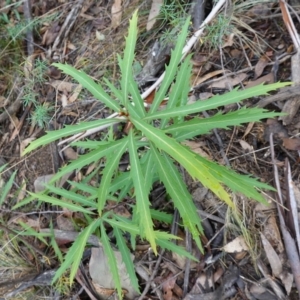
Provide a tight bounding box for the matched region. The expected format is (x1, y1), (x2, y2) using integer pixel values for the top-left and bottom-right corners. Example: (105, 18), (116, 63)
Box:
(158, 0), (191, 46)
(203, 14), (234, 49)
(29, 103), (53, 128)
(15, 11), (290, 297)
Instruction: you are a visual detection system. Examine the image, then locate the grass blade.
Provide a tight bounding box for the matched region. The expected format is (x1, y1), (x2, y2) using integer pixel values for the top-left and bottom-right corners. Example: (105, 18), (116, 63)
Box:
(0, 170), (17, 206)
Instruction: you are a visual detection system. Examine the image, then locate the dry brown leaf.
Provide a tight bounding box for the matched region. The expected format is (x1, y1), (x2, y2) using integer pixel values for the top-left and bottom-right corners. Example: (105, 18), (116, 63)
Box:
(57, 215), (75, 231)
(282, 137), (300, 150)
(20, 137), (35, 156)
(192, 69), (225, 87)
(34, 174), (54, 193)
(279, 95), (300, 125)
(111, 0), (122, 29)
(222, 33), (235, 48)
(254, 56), (269, 79)
(246, 3), (272, 18)
(49, 80), (78, 93)
(263, 215), (284, 253)
(146, 0), (163, 31)
(263, 118), (289, 143)
(230, 49), (242, 58)
(242, 122), (255, 139)
(222, 236), (249, 253)
(162, 273), (176, 300)
(17, 179), (26, 201)
(260, 233), (282, 277)
(0, 96), (8, 108)
(61, 94), (68, 107)
(63, 147), (78, 160)
(41, 22), (61, 46)
(209, 73), (247, 89)
(239, 139), (253, 152)
(90, 247), (138, 299)
(246, 72), (274, 88)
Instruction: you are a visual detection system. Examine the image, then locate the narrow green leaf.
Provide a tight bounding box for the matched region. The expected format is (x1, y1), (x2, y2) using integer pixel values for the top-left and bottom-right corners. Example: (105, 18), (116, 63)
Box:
(120, 10), (138, 108)
(52, 63), (121, 112)
(161, 55), (192, 128)
(128, 130), (157, 253)
(0, 163), (7, 173)
(0, 170), (17, 206)
(109, 171), (133, 198)
(97, 137), (128, 214)
(52, 219), (101, 284)
(26, 192), (95, 214)
(195, 155), (273, 204)
(150, 18), (191, 113)
(150, 209), (173, 224)
(72, 140), (112, 149)
(128, 77), (146, 117)
(67, 180), (97, 196)
(18, 221), (49, 245)
(140, 150), (156, 195)
(23, 118), (120, 155)
(114, 227), (140, 293)
(131, 117), (233, 207)
(101, 222), (122, 298)
(51, 139), (124, 183)
(45, 184), (97, 208)
(144, 82), (291, 121)
(49, 221), (63, 263)
(167, 107), (284, 141)
(157, 239), (198, 261)
(106, 216), (140, 235)
(104, 77), (123, 104)
(12, 194), (36, 209)
(151, 147), (203, 251)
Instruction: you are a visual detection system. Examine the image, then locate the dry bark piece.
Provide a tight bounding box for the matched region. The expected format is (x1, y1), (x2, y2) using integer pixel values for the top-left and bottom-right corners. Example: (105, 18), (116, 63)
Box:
(146, 0), (163, 31)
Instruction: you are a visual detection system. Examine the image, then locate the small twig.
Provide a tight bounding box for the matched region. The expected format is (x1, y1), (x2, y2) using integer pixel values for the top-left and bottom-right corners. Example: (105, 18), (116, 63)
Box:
(183, 230), (191, 297)
(23, 0), (34, 56)
(202, 111), (230, 166)
(138, 250), (164, 300)
(52, 0), (85, 51)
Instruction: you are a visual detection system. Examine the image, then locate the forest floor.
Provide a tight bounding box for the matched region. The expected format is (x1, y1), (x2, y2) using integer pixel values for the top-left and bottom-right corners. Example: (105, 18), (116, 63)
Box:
(1, 0), (300, 299)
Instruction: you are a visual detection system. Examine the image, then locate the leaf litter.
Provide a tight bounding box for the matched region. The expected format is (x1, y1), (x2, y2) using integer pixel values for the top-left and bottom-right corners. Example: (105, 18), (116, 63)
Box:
(0, 0), (300, 299)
